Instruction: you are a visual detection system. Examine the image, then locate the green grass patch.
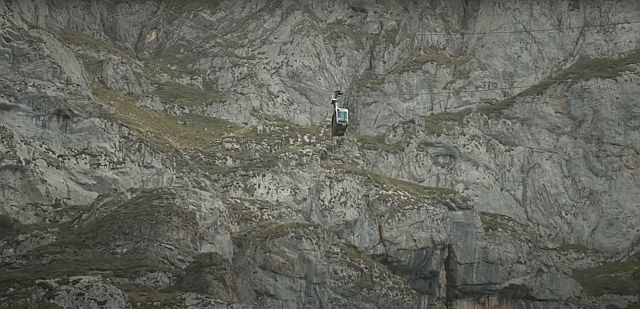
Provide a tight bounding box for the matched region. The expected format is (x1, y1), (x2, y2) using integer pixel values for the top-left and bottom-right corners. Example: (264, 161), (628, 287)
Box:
(254, 221), (311, 241)
(25, 33), (45, 45)
(24, 21), (42, 30)
(322, 162), (456, 198)
(227, 198), (278, 224)
(384, 28), (399, 44)
(92, 85), (243, 149)
(0, 214), (54, 240)
(153, 81), (224, 107)
(286, 4), (323, 23)
(572, 259), (640, 296)
(143, 49), (227, 107)
(512, 49), (640, 99)
(340, 243), (380, 270)
(233, 221), (311, 246)
(423, 111), (466, 135)
(80, 189), (193, 242)
(0, 102), (16, 111)
(475, 98), (516, 117)
(561, 50), (640, 80)
(0, 190), (184, 290)
(336, 243), (408, 294)
(323, 20), (370, 46)
(351, 72), (387, 89)
(392, 49), (473, 74)
(249, 113), (328, 142)
(60, 29), (129, 59)
(479, 212), (523, 233)
(355, 134), (403, 153)
(438, 13), (459, 34)
(557, 241), (593, 253)
(0, 213), (15, 230)
(121, 285), (181, 309)
(626, 302), (640, 309)
(4, 298), (63, 309)
(172, 252), (233, 296)
(181, 252), (228, 272)
(166, 0), (222, 12)
(477, 49), (640, 116)
(0, 213), (24, 240)
(93, 81), (331, 175)
(0, 251), (174, 289)
(79, 54), (104, 79)
(94, 85), (325, 173)
(222, 49), (258, 61)
(349, 6), (367, 14)
(498, 283), (534, 299)
(145, 48), (205, 79)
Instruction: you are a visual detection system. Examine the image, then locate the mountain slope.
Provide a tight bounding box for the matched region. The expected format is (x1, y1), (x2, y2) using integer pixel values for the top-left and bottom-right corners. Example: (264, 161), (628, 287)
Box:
(0, 0), (639, 308)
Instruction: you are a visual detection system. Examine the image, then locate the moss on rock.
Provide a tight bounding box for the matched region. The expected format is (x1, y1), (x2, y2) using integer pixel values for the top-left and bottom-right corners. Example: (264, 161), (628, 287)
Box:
(572, 259), (640, 296)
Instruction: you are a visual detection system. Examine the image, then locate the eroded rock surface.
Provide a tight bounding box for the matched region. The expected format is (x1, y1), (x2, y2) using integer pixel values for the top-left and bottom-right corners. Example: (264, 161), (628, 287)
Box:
(1, 0), (639, 308)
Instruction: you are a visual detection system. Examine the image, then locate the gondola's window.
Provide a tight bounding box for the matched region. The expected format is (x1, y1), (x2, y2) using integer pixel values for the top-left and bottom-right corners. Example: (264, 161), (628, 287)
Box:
(337, 110), (348, 123)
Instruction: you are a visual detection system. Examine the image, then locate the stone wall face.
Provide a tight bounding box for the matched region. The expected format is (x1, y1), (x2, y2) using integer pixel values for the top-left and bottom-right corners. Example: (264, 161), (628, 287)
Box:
(0, 1), (639, 308)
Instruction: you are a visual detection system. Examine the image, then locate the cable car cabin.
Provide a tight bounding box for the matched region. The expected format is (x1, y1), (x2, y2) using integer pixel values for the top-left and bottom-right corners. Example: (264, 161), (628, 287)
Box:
(329, 90), (348, 136)
(332, 108), (349, 136)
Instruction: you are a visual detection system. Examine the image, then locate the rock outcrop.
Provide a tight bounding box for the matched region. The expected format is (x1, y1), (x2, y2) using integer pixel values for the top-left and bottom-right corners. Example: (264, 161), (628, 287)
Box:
(1, 0), (639, 308)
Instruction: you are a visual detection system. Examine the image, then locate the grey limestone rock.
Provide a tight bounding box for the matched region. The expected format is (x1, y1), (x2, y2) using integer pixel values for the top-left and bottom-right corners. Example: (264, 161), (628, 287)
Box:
(0, 0), (639, 308)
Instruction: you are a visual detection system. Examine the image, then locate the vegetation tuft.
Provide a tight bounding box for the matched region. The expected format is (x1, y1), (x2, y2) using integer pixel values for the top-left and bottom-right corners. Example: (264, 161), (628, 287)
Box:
(120, 284), (181, 309)
(166, 0), (222, 12)
(321, 162), (456, 198)
(61, 29), (130, 59)
(152, 81), (224, 107)
(479, 212), (524, 233)
(323, 20), (371, 46)
(423, 111), (466, 135)
(478, 49), (640, 116)
(355, 134), (403, 153)
(351, 72), (387, 89)
(92, 85), (243, 149)
(391, 49), (472, 74)
(572, 259), (640, 296)
(0, 190), (184, 290)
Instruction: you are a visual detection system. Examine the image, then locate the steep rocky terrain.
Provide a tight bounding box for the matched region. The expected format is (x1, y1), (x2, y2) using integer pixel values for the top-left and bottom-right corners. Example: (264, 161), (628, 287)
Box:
(1, 0), (639, 308)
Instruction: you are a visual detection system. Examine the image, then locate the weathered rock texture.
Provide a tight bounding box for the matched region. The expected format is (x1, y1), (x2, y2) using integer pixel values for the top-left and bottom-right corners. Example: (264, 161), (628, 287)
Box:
(0, 0), (639, 308)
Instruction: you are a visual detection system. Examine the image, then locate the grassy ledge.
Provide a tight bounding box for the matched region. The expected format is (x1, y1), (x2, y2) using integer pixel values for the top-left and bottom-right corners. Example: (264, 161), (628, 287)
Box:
(572, 259), (640, 296)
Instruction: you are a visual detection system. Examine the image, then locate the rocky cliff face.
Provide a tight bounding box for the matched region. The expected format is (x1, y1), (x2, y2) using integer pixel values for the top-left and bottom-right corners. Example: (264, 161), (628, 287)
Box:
(1, 0), (639, 308)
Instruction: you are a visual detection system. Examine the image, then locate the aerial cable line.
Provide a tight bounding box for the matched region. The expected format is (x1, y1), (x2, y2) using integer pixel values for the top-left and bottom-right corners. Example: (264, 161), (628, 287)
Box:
(141, 2), (640, 92)
(279, 74), (640, 99)
(152, 0), (640, 36)
(114, 0), (640, 44)
(158, 6), (640, 97)
(129, 0), (640, 44)
(151, 0), (640, 37)
(106, 0), (640, 100)
(155, 4), (639, 100)
(415, 20), (640, 36)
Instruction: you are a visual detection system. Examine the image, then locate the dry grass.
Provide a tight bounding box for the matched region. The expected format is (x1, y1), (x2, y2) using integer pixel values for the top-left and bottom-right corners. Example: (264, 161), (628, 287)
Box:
(391, 49), (472, 74)
(423, 111), (466, 135)
(355, 134), (403, 153)
(572, 259), (640, 296)
(92, 86), (244, 149)
(321, 162), (456, 198)
(61, 29), (130, 59)
(478, 49), (640, 116)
